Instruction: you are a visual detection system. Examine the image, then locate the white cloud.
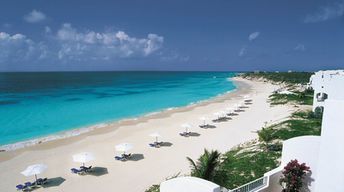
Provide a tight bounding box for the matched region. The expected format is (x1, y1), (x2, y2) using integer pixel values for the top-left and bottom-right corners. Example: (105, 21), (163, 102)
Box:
(0, 32), (43, 63)
(304, 2), (344, 23)
(45, 26), (51, 33)
(55, 23), (164, 61)
(249, 32), (260, 41)
(294, 44), (306, 51)
(238, 47), (246, 57)
(0, 24), (164, 65)
(24, 10), (47, 23)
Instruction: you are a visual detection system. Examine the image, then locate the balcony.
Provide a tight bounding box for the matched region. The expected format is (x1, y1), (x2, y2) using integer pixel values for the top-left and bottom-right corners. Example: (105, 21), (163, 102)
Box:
(316, 92), (328, 102)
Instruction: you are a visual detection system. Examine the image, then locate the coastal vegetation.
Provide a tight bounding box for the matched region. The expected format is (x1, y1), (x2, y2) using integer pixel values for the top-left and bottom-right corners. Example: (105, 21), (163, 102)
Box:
(145, 108), (321, 191)
(268, 90), (313, 105)
(186, 149), (222, 182)
(241, 71), (313, 84)
(279, 159), (311, 192)
(215, 109), (321, 189)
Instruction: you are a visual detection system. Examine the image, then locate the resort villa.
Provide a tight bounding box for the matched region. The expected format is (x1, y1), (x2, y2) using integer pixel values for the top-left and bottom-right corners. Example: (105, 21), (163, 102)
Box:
(162, 70), (344, 192)
(308, 70), (344, 112)
(233, 70), (344, 192)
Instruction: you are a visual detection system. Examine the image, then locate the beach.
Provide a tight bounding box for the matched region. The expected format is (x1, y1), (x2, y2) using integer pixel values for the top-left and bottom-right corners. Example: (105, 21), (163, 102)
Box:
(0, 77), (294, 191)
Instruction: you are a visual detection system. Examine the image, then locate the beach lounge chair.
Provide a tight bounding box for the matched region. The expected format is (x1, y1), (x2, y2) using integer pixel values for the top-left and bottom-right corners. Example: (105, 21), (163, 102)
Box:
(199, 124), (209, 128)
(71, 168), (83, 174)
(24, 182), (33, 187)
(123, 153), (132, 159)
(115, 153), (132, 161)
(16, 184), (27, 191)
(80, 166), (92, 172)
(115, 156), (124, 161)
(149, 143), (156, 147)
(36, 178), (48, 185)
(149, 142), (161, 148)
(23, 182), (36, 190)
(179, 132), (190, 137)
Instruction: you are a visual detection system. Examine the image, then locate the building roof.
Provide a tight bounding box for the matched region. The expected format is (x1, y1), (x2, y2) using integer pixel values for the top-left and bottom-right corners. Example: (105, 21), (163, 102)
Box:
(160, 176), (221, 192)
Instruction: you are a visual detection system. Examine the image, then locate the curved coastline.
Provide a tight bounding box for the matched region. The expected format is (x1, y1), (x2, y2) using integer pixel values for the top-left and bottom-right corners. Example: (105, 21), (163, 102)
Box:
(0, 76), (247, 154)
(0, 76), (295, 192)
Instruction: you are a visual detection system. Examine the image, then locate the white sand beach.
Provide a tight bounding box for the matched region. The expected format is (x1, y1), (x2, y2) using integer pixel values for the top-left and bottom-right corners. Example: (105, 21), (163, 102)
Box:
(0, 77), (294, 191)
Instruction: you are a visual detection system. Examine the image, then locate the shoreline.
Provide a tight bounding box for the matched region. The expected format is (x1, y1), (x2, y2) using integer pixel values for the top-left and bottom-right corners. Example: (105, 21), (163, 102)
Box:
(0, 77), (245, 158)
(0, 77), (294, 192)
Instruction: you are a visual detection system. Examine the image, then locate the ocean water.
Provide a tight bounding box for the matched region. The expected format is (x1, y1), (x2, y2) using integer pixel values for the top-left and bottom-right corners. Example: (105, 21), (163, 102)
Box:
(0, 72), (236, 147)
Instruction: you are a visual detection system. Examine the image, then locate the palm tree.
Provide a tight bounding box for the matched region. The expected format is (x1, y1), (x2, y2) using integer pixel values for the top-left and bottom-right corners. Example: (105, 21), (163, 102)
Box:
(258, 127), (274, 151)
(186, 149), (221, 181)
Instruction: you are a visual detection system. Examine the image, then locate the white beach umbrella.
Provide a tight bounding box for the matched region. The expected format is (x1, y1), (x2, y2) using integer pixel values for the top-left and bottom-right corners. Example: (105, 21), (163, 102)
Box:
(219, 111), (227, 117)
(225, 107), (234, 114)
(199, 117), (208, 125)
(149, 132), (161, 143)
(213, 112), (220, 119)
(244, 95), (252, 101)
(73, 152), (95, 166)
(181, 123), (192, 133)
(115, 143), (133, 154)
(21, 164), (47, 181)
(237, 102), (244, 108)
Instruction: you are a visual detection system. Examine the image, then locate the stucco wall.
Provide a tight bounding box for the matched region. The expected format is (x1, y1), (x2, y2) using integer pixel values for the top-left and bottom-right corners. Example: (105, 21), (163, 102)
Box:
(310, 70), (344, 111)
(280, 136), (321, 191)
(314, 100), (344, 192)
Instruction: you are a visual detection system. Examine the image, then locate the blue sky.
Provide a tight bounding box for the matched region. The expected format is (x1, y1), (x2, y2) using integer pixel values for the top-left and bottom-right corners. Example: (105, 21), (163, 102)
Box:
(0, 0), (343, 72)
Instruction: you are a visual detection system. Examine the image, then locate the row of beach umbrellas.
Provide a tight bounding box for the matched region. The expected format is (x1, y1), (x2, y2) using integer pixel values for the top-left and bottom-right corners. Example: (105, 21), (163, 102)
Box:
(20, 95), (252, 182)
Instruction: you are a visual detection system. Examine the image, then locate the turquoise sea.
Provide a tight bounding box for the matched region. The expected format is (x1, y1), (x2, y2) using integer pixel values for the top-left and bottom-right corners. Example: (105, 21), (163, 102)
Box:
(0, 72), (236, 147)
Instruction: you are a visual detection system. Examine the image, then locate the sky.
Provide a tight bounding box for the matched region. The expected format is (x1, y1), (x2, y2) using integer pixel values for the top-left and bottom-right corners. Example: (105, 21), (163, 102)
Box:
(0, 0), (343, 72)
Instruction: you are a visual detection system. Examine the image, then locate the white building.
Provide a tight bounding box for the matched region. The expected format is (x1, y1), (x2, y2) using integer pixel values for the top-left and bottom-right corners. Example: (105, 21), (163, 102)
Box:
(232, 70), (344, 192)
(259, 99), (344, 192)
(308, 70), (344, 111)
(160, 176), (221, 192)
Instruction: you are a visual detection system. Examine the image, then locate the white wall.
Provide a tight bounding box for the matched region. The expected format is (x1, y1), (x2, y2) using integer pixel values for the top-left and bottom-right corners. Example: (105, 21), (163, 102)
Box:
(310, 70), (344, 111)
(259, 168), (283, 192)
(280, 136), (321, 191)
(314, 100), (344, 192)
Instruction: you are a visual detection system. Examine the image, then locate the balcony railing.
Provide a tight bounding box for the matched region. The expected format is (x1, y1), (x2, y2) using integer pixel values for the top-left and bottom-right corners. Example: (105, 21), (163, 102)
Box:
(228, 176), (268, 192)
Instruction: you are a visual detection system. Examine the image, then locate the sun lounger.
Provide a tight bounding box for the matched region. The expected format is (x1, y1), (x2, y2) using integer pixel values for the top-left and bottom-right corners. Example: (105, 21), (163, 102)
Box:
(24, 182), (34, 187)
(199, 124), (210, 128)
(149, 142), (162, 148)
(36, 178), (48, 185)
(71, 168), (83, 174)
(115, 153), (132, 161)
(16, 184), (27, 191)
(149, 143), (156, 147)
(179, 132), (190, 137)
(22, 182), (36, 190)
(123, 153), (132, 159)
(80, 165), (91, 169)
(80, 166), (92, 172)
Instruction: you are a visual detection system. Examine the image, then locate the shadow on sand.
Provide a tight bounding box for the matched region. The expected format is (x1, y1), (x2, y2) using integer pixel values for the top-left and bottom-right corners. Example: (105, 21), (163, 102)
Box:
(88, 167), (108, 177)
(128, 153), (144, 161)
(212, 117), (232, 123)
(199, 124), (217, 129)
(160, 142), (173, 147)
(43, 177), (66, 188)
(188, 132), (201, 137)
